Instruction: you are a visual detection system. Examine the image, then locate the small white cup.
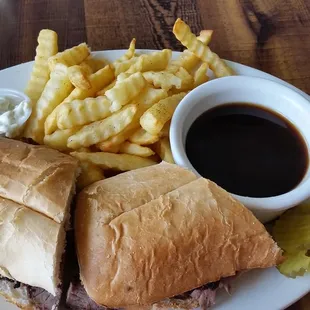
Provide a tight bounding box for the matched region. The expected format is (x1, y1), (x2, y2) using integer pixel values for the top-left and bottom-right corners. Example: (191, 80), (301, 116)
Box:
(0, 88), (31, 138)
(170, 76), (310, 223)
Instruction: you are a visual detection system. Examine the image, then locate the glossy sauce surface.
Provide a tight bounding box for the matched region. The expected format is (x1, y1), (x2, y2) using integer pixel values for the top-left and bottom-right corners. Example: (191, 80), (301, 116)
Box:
(185, 103), (309, 197)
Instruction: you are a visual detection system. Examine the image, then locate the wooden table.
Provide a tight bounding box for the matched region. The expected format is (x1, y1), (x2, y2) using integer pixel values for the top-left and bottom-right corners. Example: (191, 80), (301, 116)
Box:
(0, 0), (309, 309)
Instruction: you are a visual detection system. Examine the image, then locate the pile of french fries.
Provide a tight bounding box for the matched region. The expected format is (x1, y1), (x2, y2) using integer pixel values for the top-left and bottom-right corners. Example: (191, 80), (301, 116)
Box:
(22, 18), (234, 190)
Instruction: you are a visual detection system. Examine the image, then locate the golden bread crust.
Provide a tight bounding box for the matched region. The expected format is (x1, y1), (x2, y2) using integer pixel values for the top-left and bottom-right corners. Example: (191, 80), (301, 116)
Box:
(0, 137), (79, 223)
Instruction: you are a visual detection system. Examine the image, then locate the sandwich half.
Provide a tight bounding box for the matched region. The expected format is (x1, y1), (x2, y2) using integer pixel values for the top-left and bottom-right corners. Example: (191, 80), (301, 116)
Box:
(71, 162), (283, 309)
(0, 138), (79, 309)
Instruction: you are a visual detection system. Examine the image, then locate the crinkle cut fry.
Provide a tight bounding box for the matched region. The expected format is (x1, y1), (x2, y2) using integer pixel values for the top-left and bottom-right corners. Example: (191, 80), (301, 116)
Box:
(173, 18), (234, 77)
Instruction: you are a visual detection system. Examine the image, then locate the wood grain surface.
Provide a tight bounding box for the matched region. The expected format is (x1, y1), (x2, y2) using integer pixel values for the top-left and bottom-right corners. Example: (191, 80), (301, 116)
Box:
(0, 0), (309, 309)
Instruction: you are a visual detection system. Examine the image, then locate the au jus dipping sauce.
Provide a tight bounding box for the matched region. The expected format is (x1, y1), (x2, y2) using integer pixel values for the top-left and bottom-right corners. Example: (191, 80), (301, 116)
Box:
(185, 103), (309, 198)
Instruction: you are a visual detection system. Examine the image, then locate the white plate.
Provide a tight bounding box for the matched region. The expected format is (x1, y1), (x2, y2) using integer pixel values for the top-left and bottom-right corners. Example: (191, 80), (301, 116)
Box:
(0, 50), (309, 310)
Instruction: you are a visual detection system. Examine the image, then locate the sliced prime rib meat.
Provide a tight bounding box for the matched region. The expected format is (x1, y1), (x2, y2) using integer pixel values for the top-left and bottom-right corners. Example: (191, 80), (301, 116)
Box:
(0, 276), (61, 310)
(29, 286), (61, 310)
(65, 278), (108, 310)
(65, 277), (233, 310)
(154, 277), (232, 310)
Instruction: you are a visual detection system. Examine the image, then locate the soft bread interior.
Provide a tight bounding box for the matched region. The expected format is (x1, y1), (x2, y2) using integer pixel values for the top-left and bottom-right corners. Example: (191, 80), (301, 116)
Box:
(0, 197), (65, 296)
(75, 164), (283, 308)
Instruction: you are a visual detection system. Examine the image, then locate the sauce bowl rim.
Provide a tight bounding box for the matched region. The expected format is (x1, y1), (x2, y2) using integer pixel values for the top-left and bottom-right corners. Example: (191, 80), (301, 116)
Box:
(170, 75), (310, 214)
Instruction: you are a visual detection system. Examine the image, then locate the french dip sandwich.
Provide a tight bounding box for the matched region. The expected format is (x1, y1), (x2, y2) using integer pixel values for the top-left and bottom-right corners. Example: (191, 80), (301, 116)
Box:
(69, 162), (283, 309)
(0, 137), (79, 309)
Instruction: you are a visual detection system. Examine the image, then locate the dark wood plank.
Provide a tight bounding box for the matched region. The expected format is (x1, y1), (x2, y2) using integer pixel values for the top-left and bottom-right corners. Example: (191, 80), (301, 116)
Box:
(0, 1), (23, 69)
(197, 0), (310, 94)
(84, 0), (203, 51)
(0, 0), (87, 69)
(289, 293), (310, 310)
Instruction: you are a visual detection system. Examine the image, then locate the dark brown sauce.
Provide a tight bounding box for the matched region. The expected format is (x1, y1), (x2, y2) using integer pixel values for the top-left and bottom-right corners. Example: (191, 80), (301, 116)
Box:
(185, 103), (309, 198)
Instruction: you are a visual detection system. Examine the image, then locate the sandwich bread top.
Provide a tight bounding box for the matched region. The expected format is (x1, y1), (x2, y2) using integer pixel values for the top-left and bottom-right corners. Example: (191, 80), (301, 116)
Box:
(0, 137), (79, 223)
(76, 161), (197, 225)
(75, 162), (283, 308)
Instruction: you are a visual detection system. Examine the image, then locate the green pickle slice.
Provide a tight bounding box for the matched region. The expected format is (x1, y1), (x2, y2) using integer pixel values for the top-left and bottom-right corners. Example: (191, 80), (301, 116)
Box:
(278, 251), (310, 278)
(273, 201), (310, 277)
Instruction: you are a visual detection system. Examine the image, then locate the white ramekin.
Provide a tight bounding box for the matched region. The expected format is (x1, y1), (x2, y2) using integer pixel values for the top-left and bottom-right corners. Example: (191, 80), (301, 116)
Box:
(0, 88), (31, 138)
(170, 76), (310, 223)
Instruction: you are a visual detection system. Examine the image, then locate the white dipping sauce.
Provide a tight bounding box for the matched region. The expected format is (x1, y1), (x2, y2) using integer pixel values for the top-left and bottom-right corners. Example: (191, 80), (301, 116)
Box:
(0, 95), (32, 138)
